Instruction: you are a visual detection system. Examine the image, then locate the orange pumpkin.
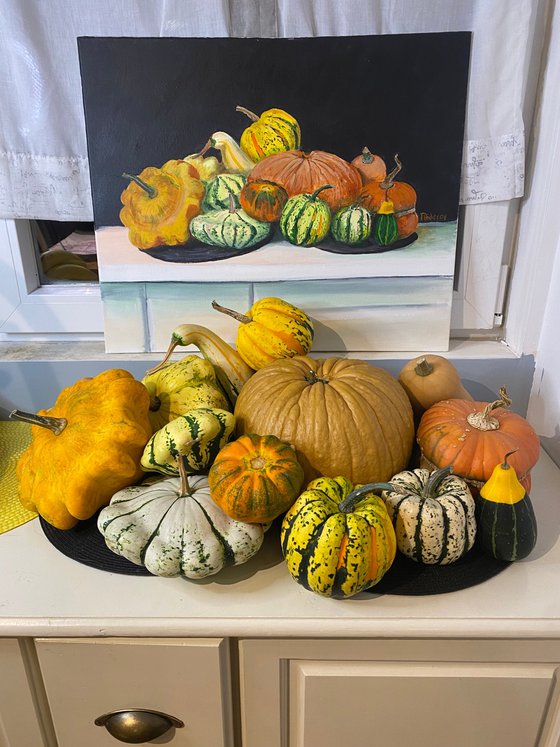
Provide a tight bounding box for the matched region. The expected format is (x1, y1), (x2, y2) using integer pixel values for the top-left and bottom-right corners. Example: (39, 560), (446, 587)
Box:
(351, 146), (387, 184)
(416, 388), (540, 494)
(208, 433), (304, 523)
(239, 179), (288, 222)
(359, 154), (418, 238)
(247, 150), (362, 213)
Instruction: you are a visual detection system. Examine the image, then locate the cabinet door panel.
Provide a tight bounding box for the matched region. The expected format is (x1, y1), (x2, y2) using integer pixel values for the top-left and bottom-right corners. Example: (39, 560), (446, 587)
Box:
(290, 660), (555, 747)
(35, 638), (233, 747)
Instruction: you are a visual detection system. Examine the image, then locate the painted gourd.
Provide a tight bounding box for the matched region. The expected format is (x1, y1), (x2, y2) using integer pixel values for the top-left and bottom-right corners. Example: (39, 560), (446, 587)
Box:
(211, 296), (314, 370)
(142, 355), (230, 432)
(372, 199), (399, 246)
(330, 203), (372, 245)
(202, 172), (247, 211)
(477, 451), (538, 561)
(234, 356), (415, 486)
(189, 200), (271, 249)
(359, 154), (418, 238)
(140, 407), (235, 476)
(239, 179), (288, 222)
(183, 140), (224, 182)
(236, 105), (301, 162)
(280, 476), (397, 598)
(98, 460), (266, 579)
(208, 131), (255, 174)
(11, 369), (153, 530)
(417, 388), (540, 495)
(248, 149), (362, 212)
(351, 147), (387, 184)
(208, 433), (305, 523)
(398, 354), (473, 416)
(381, 466), (476, 564)
(280, 185), (332, 246)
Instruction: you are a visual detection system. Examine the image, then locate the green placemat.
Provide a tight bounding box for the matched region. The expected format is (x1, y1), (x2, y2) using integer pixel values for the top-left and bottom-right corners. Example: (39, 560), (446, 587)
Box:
(0, 422), (37, 533)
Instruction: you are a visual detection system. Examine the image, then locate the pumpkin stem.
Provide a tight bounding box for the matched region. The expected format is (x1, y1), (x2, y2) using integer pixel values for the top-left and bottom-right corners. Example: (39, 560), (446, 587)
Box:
(193, 140), (212, 158)
(304, 369), (329, 385)
(338, 482), (395, 513)
(466, 386), (512, 431)
(380, 154), (402, 191)
(310, 184), (333, 201)
(501, 449), (519, 470)
(211, 300), (251, 325)
(9, 409), (67, 435)
(236, 105), (259, 122)
(177, 455), (192, 497)
(122, 173), (157, 199)
(414, 357), (434, 377)
(360, 146), (374, 164)
(424, 465), (453, 498)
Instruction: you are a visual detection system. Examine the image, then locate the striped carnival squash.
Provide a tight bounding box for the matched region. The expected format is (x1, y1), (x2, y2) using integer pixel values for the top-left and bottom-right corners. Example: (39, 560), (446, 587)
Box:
(281, 476), (397, 598)
(239, 179), (288, 222)
(202, 172), (247, 211)
(211, 296), (314, 370)
(380, 466), (476, 564)
(280, 185), (332, 246)
(248, 149), (362, 212)
(330, 203), (372, 245)
(98, 461), (266, 579)
(189, 201), (271, 249)
(208, 433), (304, 523)
(140, 407), (235, 476)
(236, 105), (301, 162)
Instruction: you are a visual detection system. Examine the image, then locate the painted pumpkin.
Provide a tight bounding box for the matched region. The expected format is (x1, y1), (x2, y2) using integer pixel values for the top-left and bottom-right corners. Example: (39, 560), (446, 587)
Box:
(212, 296), (314, 370)
(359, 154), (418, 238)
(417, 388), (540, 495)
(381, 466), (476, 564)
(477, 451), (538, 561)
(248, 150), (362, 212)
(279, 185), (332, 246)
(98, 462), (266, 579)
(239, 179), (288, 222)
(189, 200), (271, 249)
(372, 199), (399, 246)
(208, 433), (305, 523)
(202, 172), (247, 211)
(281, 476), (397, 597)
(234, 356), (415, 486)
(351, 147), (387, 184)
(236, 105), (301, 162)
(331, 203), (372, 245)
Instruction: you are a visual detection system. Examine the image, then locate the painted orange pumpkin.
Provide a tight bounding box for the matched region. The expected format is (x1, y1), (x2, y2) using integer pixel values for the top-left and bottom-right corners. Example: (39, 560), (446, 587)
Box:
(208, 433), (305, 523)
(359, 154), (418, 238)
(239, 179), (288, 222)
(247, 150), (362, 213)
(351, 147), (387, 184)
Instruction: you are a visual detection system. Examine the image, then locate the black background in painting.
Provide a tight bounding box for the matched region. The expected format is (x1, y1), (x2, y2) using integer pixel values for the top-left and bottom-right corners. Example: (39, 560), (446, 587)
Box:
(78, 34), (471, 229)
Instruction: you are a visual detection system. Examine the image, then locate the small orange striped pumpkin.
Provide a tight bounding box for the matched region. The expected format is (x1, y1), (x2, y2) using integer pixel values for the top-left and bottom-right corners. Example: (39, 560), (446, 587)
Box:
(239, 179), (288, 222)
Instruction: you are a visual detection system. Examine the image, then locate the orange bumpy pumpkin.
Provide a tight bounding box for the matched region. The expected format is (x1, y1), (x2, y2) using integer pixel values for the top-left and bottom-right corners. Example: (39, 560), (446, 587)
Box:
(359, 153), (418, 238)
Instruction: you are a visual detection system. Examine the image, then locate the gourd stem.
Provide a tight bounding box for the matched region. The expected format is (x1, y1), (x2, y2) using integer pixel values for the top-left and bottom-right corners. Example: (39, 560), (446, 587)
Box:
(227, 193), (237, 214)
(122, 173), (157, 199)
(211, 300), (251, 325)
(304, 369), (329, 385)
(144, 341), (177, 376)
(338, 482), (396, 513)
(424, 465), (453, 498)
(177, 455), (192, 497)
(310, 184), (333, 201)
(236, 105), (259, 122)
(193, 140), (212, 158)
(501, 449), (519, 470)
(414, 357), (434, 377)
(361, 146), (374, 164)
(9, 409), (67, 435)
(466, 386), (512, 431)
(380, 154), (402, 191)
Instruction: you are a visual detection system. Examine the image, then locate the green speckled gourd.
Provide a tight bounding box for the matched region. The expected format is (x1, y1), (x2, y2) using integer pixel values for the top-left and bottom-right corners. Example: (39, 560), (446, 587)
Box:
(279, 185), (332, 246)
(202, 172), (247, 211)
(140, 407), (235, 476)
(372, 198), (399, 246)
(190, 199), (271, 249)
(331, 203), (372, 245)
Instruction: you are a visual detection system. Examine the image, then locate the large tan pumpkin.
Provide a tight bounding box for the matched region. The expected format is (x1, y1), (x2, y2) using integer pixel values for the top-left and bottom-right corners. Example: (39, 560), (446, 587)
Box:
(234, 356), (414, 485)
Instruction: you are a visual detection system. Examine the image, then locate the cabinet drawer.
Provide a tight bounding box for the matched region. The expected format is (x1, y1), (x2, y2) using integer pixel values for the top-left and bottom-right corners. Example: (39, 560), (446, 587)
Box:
(36, 637), (232, 747)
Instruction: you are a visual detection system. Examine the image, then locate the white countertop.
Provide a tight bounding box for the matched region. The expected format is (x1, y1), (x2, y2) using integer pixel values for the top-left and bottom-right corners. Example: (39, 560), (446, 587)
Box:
(1, 451), (560, 640)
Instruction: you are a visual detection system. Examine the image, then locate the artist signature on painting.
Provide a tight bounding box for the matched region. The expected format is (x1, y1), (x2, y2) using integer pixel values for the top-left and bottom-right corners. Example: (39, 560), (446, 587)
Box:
(420, 212), (448, 221)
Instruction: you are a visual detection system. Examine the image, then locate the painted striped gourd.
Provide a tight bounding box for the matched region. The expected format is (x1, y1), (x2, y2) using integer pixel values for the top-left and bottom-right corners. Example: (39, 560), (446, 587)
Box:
(140, 407), (235, 476)
(331, 203), (372, 245)
(280, 185), (332, 246)
(280, 476), (397, 598)
(189, 200), (271, 250)
(202, 172), (247, 211)
(372, 199), (399, 246)
(98, 460), (266, 579)
(380, 466), (476, 565)
(477, 451), (537, 561)
(236, 105), (301, 162)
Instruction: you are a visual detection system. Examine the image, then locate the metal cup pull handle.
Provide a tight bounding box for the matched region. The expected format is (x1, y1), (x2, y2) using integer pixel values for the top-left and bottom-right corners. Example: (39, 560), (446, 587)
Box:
(94, 708), (184, 743)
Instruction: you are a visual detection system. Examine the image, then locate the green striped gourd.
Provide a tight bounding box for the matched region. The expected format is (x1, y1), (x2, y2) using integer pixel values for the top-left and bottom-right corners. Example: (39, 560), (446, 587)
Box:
(279, 185), (332, 246)
(202, 172), (247, 211)
(380, 466), (476, 565)
(372, 198), (399, 246)
(190, 200), (271, 249)
(477, 451), (537, 561)
(140, 407), (235, 476)
(280, 476), (397, 598)
(331, 203), (372, 245)
(236, 105), (301, 162)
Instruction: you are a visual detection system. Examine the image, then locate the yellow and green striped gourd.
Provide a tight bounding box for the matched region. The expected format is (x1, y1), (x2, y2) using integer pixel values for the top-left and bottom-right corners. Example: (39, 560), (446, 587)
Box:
(279, 185), (332, 246)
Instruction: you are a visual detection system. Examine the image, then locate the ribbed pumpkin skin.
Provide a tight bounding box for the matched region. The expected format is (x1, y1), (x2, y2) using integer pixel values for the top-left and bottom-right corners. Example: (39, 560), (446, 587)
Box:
(239, 179), (288, 222)
(417, 398), (540, 492)
(331, 205), (372, 245)
(208, 433), (305, 523)
(202, 173), (247, 211)
(281, 476), (396, 597)
(248, 150), (362, 212)
(189, 208), (271, 249)
(234, 357), (414, 485)
(280, 190), (332, 246)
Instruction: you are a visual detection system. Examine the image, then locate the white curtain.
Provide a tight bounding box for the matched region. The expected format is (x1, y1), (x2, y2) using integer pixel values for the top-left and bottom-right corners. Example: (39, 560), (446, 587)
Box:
(0, 0), (535, 220)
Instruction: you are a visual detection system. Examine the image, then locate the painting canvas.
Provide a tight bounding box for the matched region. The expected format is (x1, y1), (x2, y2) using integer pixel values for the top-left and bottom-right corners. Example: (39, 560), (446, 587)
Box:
(78, 34), (471, 353)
